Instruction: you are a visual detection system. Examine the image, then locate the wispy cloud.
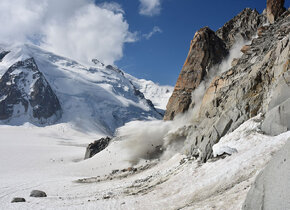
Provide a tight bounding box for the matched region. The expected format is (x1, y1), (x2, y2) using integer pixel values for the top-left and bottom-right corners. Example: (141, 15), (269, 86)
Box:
(98, 2), (124, 14)
(143, 26), (162, 39)
(139, 0), (161, 16)
(0, 0), (137, 65)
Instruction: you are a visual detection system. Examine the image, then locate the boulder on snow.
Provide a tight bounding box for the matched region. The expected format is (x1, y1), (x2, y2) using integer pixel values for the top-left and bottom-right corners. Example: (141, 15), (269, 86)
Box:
(84, 137), (112, 159)
(266, 0), (286, 24)
(30, 190), (47, 197)
(11, 197), (26, 203)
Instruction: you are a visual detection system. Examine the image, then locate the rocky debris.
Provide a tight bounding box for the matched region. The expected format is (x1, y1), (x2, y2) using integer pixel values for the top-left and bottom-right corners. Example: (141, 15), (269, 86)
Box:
(84, 137), (112, 159)
(30, 190), (47, 197)
(0, 50), (9, 62)
(121, 167), (138, 173)
(213, 146), (238, 158)
(164, 27), (228, 120)
(241, 45), (251, 54)
(266, 0), (286, 24)
(216, 8), (266, 49)
(243, 138), (290, 210)
(106, 64), (124, 76)
(257, 26), (269, 37)
(179, 9), (290, 162)
(92, 58), (105, 67)
(11, 197), (26, 203)
(103, 192), (113, 199)
(0, 58), (62, 124)
(231, 58), (239, 67)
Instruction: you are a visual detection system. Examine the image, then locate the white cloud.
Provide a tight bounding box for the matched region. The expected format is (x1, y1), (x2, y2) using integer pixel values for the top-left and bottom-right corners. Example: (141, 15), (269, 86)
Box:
(98, 2), (124, 14)
(143, 26), (162, 39)
(0, 0), (136, 65)
(139, 0), (161, 16)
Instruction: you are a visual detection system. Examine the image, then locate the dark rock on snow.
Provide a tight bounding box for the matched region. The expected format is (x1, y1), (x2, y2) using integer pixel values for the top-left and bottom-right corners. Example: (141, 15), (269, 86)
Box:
(0, 50), (9, 62)
(11, 197), (26, 203)
(85, 137), (112, 159)
(30, 190), (47, 197)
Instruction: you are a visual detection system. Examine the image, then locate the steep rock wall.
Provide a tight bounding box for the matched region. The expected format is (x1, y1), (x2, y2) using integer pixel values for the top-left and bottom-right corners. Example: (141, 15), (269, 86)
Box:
(164, 27), (228, 120)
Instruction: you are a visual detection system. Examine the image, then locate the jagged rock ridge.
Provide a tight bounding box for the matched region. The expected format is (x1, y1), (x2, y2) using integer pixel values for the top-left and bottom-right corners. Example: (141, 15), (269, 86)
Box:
(0, 58), (61, 124)
(190, 10), (289, 161)
(164, 8), (267, 121)
(164, 3), (289, 162)
(216, 8), (266, 49)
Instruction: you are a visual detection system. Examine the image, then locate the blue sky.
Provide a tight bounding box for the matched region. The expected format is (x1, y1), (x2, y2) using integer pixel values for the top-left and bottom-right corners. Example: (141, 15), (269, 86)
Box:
(108, 0), (289, 86)
(0, 0), (288, 86)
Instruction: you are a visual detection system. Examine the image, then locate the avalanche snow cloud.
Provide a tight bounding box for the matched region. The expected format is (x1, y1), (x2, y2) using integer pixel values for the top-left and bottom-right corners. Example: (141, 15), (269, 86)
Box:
(117, 39), (248, 163)
(0, 0), (136, 64)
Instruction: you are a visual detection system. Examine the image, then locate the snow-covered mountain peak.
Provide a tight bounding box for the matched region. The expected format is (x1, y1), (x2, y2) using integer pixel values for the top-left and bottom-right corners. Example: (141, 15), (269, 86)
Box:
(0, 43), (169, 135)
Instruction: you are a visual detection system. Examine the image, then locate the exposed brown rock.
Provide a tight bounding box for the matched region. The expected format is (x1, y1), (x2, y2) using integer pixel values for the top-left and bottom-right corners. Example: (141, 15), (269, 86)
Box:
(164, 27), (228, 120)
(267, 0), (286, 23)
(231, 58), (239, 67)
(241, 45), (251, 54)
(257, 26), (269, 36)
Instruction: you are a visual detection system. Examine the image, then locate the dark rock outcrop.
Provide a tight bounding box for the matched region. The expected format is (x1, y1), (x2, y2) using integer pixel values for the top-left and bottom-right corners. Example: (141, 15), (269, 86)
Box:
(0, 50), (9, 62)
(0, 58), (62, 124)
(216, 8), (266, 49)
(164, 27), (228, 120)
(267, 0), (286, 24)
(11, 197), (26, 203)
(84, 137), (112, 159)
(30, 190), (47, 197)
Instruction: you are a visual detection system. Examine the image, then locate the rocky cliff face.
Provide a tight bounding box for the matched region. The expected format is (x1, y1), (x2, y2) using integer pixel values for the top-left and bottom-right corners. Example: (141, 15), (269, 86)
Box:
(216, 8), (266, 49)
(164, 27), (228, 120)
(189, 10), (289, 161)
(165, 3), (289, 162)
(164, 8), (267, 121)
(0, 58), (62, 124)
(267, 0), (286, 23)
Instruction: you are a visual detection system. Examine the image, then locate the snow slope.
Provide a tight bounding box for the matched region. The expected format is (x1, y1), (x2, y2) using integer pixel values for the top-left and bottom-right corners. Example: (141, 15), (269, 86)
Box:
(1, 115), (289, 209)
(0, 43), (162, 135)
(126, 74), (173, 111)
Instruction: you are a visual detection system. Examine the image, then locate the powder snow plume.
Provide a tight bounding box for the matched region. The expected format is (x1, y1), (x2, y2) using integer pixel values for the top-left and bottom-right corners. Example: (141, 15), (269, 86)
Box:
(115, 39), (249, 164)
